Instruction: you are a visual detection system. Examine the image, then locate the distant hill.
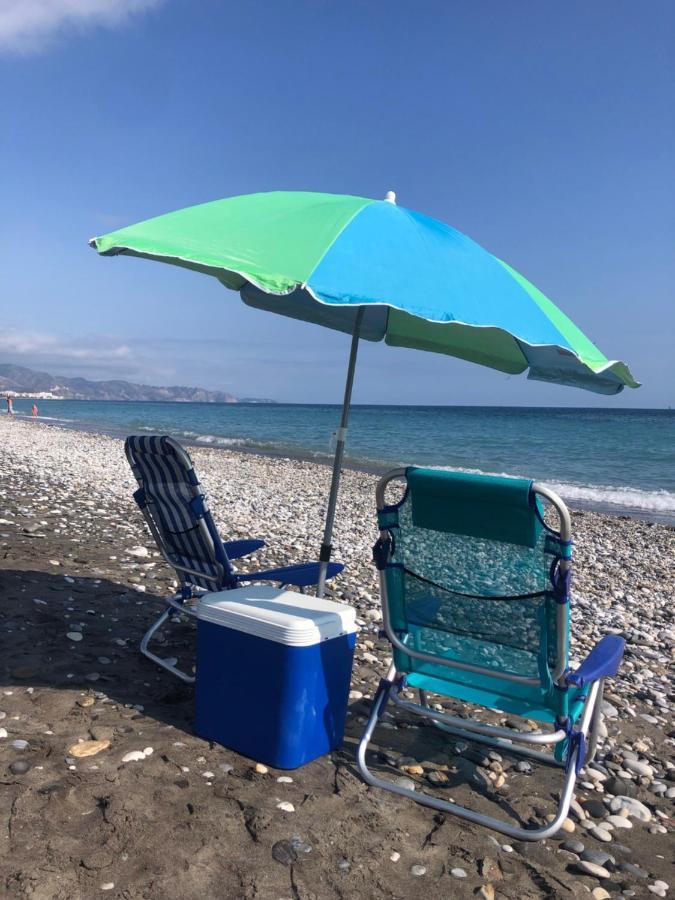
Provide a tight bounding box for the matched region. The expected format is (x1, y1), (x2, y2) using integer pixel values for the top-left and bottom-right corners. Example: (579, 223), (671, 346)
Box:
(0, 364), (268, 403)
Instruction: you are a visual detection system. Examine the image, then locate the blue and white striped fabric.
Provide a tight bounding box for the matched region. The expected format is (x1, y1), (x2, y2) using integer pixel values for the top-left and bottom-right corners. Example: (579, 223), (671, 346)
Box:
(124, 435), (345, 592)
(125, 435), (234, 591)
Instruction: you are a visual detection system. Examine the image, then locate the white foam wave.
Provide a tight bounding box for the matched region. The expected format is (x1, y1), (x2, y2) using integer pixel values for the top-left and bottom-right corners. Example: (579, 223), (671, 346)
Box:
(432, 465), (675, 516)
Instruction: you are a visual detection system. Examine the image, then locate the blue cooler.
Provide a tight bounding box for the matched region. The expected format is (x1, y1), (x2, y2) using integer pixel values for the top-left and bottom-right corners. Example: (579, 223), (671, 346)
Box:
(194, 586), (357, 769)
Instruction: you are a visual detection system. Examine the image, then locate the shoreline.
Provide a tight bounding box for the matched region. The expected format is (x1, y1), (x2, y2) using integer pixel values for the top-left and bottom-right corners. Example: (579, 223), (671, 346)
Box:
(7, 411), (675, 527)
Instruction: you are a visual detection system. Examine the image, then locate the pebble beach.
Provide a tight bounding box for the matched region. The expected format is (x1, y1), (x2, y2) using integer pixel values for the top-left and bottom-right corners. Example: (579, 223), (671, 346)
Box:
(0, 415), (673, 899)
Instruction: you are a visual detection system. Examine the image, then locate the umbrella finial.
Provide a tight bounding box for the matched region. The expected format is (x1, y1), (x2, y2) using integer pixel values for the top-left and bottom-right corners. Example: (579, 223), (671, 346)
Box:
(384, 190), (397, 204)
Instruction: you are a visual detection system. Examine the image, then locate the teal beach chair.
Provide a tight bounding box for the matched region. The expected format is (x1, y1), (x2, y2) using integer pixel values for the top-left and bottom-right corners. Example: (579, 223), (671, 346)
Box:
(356, 467), (624, 841)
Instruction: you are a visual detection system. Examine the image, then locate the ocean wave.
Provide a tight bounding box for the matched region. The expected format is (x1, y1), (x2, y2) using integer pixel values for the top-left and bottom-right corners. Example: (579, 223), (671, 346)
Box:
(432, 464), (675, 516)
(546, 482), (675, 516)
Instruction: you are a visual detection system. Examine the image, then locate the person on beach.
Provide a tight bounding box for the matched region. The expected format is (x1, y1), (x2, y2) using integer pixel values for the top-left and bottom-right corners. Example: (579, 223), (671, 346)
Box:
(31, 403), (38, 418)
(5, 395), (13, 416)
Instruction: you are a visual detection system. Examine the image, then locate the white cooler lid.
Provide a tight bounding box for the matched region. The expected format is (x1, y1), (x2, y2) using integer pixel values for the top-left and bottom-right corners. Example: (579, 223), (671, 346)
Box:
(196, 585), (357, 647)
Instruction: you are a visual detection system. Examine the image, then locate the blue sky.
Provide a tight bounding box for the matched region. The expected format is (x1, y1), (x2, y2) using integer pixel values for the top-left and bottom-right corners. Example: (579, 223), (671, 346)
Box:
(1, 0), (673, 406)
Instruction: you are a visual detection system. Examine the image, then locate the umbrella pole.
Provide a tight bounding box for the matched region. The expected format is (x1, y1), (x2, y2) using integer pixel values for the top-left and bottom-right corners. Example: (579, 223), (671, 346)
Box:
(316, 308), (364, 597)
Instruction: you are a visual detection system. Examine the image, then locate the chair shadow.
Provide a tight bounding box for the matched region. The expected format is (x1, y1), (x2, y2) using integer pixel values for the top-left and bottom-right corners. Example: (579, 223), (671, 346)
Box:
(2, 566), (551, 829)
(0, 568), (195, 732)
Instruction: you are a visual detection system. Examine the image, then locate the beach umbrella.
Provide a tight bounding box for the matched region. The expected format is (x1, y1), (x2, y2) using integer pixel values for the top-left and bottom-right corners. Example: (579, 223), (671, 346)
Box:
(90, 190), (639, 594)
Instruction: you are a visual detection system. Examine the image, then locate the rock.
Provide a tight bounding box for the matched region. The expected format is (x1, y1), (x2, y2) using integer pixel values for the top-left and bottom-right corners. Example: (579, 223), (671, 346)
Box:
(582, 798), (607, 819)
(515, 760), (532, 774)
(254, 763), (268, 774)
(272, 840), (297, 866)
(560, 840), (585, 855)
(450, 867), (467, 878)
(66, 632), (83, 642)
(588, 825), (612, 843)
(623, 758), (655, 779)
(427, 770), (448, 785)
(605, 776), (637, 797)
(479, 857), (501, 880)
(606, 814), (632, 829)
(592, 889), (611, 900)
(277, 776), (293, 783)
(128, 546), (149, 557)
(411, 865), (426, 876)
(121, 750), (147, 763)
(68, 739), (110, 758)
(276, 801), (295, 813)
(0, 728), (7, 739)
(619, 862), (649, 880)
(559, 817), (576, 834)
(9, 759), (31, 775)
(390, 851), (401, 862)
(90, 726), (114, 742)
(477, 887), (495, 900)
(100, 884), (115, 892)
(576, 860), (611, 879)
(581, 849), (615, 870)
(11, 739), (28, 750)
(609, 796), (652, 822)
(401, 764), (424, 776)
(77, 696), (95, 708)
(393, 775), (416, 791)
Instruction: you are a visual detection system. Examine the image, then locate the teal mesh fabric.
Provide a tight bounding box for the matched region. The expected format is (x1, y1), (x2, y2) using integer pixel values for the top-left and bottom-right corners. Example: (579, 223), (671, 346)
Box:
(381, 470), (571, 719)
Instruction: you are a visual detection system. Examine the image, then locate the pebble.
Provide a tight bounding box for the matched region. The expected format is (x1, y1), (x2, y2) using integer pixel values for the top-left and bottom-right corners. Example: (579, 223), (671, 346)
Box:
(410, 865), (426, 877)
(0, 728), (7, 739)
(121, 749), (152, 763)
(581, 849), (614, 869)
(276, 801), (295, 813)
(11, 739), (28, 750)
(609, 796), (652, 822)
(560, 840), (585, 854)
(390, 851), (400, 862)
(393, 775), (416, 791)
(589, 825), (613, 843)
(577, 860), (611, 879)
(623, 758), (655, 779)
(277, 776), (293, 783)
(66, 632), (83, 642)
(271, 840), (297, 866)
(254, 763), (268, 774)
(606, 814), (632, 829)
(592, 889), (611, 900)
(68, 740), (110, 758)
(100, 884), (115, 892)
(450, 867), (467, 878)
(9, 760), (31, 775)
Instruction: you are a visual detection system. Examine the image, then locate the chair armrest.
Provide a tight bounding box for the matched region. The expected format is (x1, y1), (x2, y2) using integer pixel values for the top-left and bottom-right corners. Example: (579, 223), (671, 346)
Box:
(566, 635), (625, 689)
(234, 561), (344, 588)
(223, 539), (265, 560)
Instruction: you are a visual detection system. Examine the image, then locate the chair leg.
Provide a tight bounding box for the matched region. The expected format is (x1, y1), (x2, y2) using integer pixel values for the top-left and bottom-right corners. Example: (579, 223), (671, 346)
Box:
(140, 607), (195, 684)
(586, 678), (605, 764)
(357, 673), (601, 841)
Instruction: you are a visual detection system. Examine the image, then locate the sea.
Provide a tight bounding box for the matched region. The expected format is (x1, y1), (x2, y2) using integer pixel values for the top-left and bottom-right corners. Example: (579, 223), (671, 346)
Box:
(7, 400), (675, 524)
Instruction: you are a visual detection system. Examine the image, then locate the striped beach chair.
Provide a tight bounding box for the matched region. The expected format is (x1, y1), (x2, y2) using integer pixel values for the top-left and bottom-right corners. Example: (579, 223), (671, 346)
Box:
(357, 467), (624, 840)
(125, 435), (343, 682)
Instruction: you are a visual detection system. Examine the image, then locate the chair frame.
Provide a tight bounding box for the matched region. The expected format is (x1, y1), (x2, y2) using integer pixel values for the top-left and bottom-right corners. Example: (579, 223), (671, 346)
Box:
(356, 468), (608, 841)
(125, 436), (339, 683)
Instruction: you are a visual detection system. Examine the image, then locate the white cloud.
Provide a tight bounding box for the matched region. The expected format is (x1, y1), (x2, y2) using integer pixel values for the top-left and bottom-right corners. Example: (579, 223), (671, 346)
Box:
(0, 328), (131, 363)
(0, 0), (165, 54)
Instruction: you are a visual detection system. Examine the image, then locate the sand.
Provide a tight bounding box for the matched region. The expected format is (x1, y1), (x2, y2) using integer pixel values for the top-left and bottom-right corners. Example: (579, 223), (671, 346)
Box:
(0, 416), (673, 899)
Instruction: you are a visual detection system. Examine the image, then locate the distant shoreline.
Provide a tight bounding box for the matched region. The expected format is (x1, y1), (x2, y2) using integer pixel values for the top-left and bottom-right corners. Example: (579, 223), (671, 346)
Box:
(5, 409), (674, 527)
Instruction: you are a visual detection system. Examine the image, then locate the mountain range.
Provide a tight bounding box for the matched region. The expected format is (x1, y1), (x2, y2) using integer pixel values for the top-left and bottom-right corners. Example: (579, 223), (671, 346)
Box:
(0, 364), (266, 403)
